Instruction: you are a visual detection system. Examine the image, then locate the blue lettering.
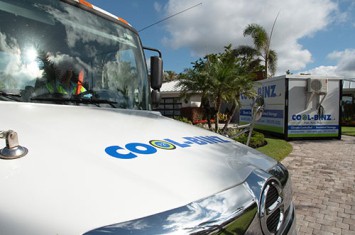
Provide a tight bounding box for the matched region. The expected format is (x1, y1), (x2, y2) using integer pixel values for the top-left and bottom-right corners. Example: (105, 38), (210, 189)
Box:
(106, 135), (232, 160)
(316, 115), (332, 121)
(183, 137), (208, 145)
(258, 85), (276, 98)
(209, 136), (230, 143)
(125, 143), (157, 155)
(270, 85), (276, 97)
(105, 146), (137, 159)
(292, 114), (332, 121)
(196, 136), (219, 144)
(258, 85), (277, 98)
(164, 138), (190, 148)
(265, 86), (271, 98)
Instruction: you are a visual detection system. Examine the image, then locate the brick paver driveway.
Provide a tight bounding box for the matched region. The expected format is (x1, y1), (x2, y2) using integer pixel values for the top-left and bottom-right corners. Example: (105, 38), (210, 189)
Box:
(282, 135), (355, 235)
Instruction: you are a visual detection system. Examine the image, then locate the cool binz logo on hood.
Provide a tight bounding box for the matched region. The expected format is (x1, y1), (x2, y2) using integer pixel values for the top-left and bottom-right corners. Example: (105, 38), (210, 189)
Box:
(105, 136), (231, 159)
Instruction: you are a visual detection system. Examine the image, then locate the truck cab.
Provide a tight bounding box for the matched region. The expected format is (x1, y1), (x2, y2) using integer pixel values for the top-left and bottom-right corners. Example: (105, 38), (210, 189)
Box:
(0, 0), (296, 234)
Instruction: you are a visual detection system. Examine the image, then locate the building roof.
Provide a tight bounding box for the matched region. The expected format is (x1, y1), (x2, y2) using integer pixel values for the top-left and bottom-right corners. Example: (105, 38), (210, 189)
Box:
(160, 80), (182, 93)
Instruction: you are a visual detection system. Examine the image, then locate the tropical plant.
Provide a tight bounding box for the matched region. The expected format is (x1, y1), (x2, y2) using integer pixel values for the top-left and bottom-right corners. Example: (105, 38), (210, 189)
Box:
(220, 71), (255, 133)
(234, 23), (278, 79)
(233, 131), (266, 148)
(177, 45), (255, 132)
(173, 116), (192, 124)
(178, 60), (213, 128)
(163, 70), (178, 82)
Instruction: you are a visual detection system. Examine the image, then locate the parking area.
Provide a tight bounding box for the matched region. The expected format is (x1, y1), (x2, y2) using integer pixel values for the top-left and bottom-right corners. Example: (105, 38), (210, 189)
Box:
(282, 135), (355, 235)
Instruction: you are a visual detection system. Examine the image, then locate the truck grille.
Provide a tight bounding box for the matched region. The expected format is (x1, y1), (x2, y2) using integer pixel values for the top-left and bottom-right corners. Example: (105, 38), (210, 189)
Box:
(267, 208), (281, 232)
(260, 180), (284, 235)
(265, 183), (279, 208)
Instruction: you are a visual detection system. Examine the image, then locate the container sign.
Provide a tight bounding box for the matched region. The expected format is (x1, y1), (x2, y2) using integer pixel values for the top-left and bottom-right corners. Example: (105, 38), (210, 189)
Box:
(287, 79), (340, 138)
(240, 78), (285, 134)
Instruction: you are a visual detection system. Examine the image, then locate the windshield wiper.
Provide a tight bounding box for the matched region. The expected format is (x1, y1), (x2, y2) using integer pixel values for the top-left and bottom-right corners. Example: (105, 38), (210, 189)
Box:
(0, 91), (21, 101)
(30, 96), (118, 108)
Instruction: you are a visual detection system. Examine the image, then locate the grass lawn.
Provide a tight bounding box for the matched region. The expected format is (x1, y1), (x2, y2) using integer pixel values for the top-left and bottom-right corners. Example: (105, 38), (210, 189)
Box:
(255, 126), (355, 162)
(342, 126), (355, 136)
(256, 137), (293, 162)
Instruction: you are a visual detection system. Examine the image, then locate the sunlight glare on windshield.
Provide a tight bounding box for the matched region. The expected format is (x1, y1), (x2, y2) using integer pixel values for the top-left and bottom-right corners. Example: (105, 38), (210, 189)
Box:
(24, 47), (38, 63)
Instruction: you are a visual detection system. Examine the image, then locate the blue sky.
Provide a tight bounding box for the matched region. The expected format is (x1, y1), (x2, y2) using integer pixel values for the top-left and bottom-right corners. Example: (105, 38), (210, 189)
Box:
(89, 0), (355, 78)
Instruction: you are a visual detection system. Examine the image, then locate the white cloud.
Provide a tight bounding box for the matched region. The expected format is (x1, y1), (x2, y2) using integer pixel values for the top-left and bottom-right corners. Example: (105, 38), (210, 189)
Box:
(299, 49), (355, 77)
(161, 0), (339, 74)
(301, 66), (337, 76)
(154, 2), (162, 13)
(328, 49), (355, 77)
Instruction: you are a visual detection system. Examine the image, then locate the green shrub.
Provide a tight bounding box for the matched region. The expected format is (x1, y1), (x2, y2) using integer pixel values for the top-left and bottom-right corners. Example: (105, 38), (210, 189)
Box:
(233, 131), (266, 148)
(173, 116), (192, 125)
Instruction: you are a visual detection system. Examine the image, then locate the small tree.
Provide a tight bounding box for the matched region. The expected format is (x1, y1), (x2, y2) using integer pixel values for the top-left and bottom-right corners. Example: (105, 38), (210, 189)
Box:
(178, 60), (213, 128)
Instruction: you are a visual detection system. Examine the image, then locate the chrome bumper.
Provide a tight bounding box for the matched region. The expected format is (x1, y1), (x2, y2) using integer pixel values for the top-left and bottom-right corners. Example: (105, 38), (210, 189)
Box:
(85, 163), (296, 235)
(284, 202), (297, 235)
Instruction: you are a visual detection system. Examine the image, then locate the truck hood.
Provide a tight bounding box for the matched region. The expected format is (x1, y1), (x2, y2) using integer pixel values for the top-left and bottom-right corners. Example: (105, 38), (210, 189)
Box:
(0, 102), (276, 234)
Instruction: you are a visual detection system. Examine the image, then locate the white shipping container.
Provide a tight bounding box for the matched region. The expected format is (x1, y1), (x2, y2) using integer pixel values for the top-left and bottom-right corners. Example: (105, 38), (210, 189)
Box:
(240, 75), (342, 139)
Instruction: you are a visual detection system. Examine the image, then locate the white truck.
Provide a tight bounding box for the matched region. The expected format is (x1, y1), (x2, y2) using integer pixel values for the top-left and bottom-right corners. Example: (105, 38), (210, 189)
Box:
(240, 75), (342, 139)
(0, 0), (296, 234)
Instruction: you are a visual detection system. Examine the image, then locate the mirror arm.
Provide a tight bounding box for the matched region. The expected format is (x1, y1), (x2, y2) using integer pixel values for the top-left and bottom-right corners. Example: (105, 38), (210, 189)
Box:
(143, 46), (162, 58)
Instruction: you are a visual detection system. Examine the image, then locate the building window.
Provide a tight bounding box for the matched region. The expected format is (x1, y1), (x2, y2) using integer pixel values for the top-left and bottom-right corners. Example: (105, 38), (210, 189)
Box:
(155, 97), (182, 117)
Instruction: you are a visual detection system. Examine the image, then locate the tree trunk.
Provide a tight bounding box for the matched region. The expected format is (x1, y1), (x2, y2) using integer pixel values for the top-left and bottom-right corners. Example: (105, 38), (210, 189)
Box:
(222, 101), (238, 134)
(201, 96), (212, 130)
(264, 53), (268, 79)
(205, 107), (212, 130)
(214, 96), (222, 132)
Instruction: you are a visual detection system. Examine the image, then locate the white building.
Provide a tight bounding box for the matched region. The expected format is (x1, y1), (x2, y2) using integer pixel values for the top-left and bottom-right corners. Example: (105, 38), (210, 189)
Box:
(156, 80), (202, 118)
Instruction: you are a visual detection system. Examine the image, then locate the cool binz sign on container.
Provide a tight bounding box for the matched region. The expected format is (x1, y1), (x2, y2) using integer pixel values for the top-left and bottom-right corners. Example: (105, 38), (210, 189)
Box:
(240, 75), (342, 139)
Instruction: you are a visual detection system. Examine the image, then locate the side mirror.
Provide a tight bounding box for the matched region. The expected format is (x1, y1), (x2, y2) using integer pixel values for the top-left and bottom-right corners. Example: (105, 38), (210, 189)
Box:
(253, 106), (264, 121)
(150, 56), (163, 90)
(252, 96), (264, 121)
(143, 47), (163, 106)
(151, 89), (160, 107)
(254, 95), (265, 107)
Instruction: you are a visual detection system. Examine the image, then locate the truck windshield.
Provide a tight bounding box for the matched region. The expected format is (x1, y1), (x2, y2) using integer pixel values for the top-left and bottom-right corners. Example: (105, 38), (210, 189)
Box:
(0, 0), (150, 110)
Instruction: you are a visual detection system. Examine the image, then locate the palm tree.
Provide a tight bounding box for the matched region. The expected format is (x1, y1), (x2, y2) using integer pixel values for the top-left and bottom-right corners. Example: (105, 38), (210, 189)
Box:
(163, 70), (178, 82)
(235, 23), (277, 79)
(221, 74), (256, 133)
(177, 45), (255, 132)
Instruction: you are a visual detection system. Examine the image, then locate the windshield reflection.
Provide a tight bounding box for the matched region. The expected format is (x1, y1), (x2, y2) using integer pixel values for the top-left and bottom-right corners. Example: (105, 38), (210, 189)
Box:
(0, 0), (149, 110)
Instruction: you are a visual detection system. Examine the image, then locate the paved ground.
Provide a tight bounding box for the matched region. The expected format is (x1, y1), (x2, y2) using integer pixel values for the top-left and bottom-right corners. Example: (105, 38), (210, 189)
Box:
(282, 135), (355, 235)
